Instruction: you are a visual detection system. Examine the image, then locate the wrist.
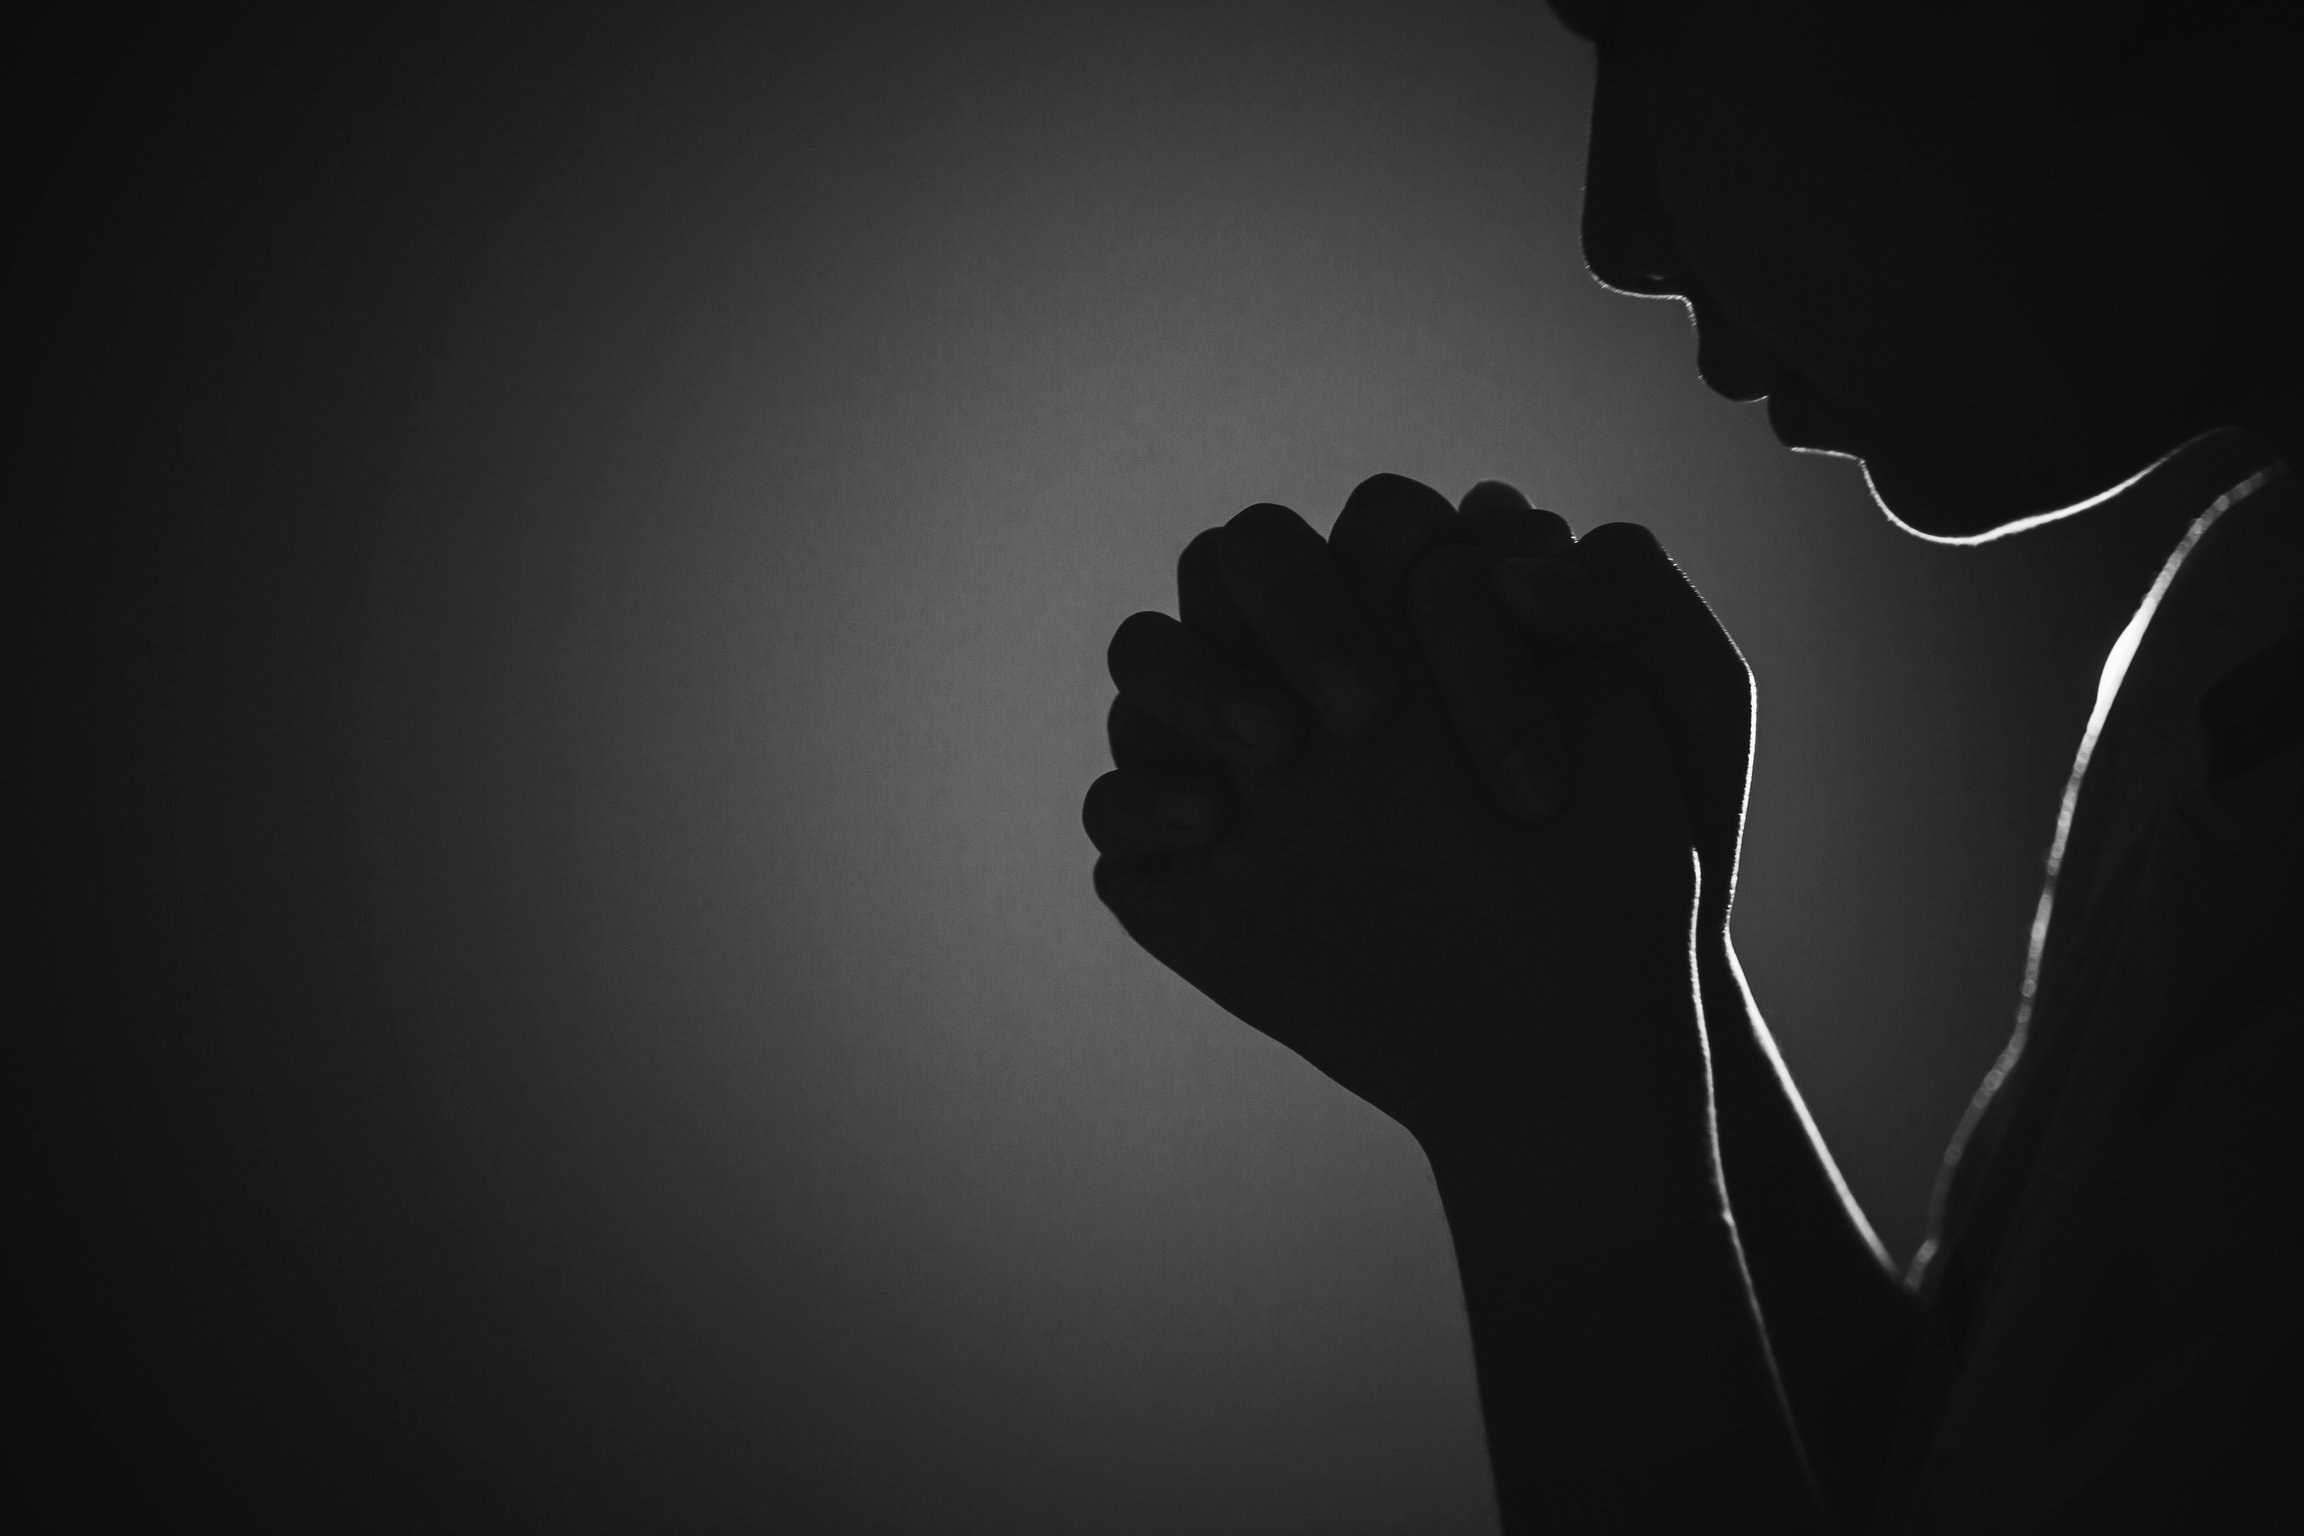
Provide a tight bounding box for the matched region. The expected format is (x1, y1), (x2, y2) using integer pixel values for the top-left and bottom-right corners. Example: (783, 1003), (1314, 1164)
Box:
(1424, 1103), (1726, 1278)
(1451, 1211), (1799, 1479)
(1695, 915), (1735, 967)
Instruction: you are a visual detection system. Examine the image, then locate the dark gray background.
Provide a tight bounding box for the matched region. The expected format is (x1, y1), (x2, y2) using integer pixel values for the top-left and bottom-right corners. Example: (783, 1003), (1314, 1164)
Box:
(66, 2), (2253, 1528)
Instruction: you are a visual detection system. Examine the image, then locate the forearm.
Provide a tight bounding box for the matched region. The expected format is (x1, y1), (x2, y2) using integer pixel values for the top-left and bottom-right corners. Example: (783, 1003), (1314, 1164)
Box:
(1699, 932), (1922, 1528)
(1437, 1190), (1825, 1533)
(1422, 973), (1826, 1534)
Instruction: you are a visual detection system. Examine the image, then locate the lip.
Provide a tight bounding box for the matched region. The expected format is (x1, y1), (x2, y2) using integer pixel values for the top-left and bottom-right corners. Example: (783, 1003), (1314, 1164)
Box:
(1697, 358), (1773, 404)
(1692, 309), (1779, 404)
(1683, 295), (1862, 454)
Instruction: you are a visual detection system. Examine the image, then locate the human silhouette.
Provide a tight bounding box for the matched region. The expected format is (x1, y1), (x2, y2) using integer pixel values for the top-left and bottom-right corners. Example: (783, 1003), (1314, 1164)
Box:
(1084, 2), (2300, 1530)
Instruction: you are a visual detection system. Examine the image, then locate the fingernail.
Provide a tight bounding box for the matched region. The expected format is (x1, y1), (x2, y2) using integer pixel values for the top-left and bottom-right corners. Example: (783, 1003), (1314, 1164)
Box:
(1315, 657), (1384, 736)
(1497, 748), (1563, 819)
(1154, 790), (1216, 829)
(1219, 694), (1291, 752)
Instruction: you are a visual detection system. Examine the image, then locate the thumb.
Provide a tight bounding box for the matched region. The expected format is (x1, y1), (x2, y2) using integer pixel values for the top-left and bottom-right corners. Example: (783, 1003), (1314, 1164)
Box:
(1568, 524), (1753, 930)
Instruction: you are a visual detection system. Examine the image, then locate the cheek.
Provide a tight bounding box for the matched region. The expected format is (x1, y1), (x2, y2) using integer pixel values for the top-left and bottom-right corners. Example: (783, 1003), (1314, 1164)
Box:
(1643, 84), (2064, 422)
(1643, 77), (2109, 503)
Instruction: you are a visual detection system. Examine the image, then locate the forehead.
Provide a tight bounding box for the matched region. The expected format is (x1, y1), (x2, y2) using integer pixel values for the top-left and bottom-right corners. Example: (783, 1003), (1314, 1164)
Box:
(1561, 0), (1988, 120)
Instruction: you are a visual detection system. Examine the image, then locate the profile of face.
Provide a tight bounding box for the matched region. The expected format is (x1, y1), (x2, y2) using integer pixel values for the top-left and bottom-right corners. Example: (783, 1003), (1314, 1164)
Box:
(1558, 0), (2284, 539)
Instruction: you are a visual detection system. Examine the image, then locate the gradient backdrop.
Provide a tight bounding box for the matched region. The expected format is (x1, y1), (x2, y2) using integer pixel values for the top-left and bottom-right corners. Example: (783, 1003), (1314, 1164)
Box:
(66, 2), (2260, 1529)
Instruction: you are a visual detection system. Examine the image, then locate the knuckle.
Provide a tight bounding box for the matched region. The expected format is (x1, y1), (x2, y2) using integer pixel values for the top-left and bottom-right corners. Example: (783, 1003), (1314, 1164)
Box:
(1176, 526), (1226, 587)
(1107, 610), (1177, 681)
(1337, 475), (1456, 558)
(1344, 472), (1449, 515)
(1108, 696), (1190, 768)
(1225, 502), (1311, 545)
(1350, 471), (1416, 499)
(1581, 518), (1654, 543)
(1464, 505), (1574, 559)
(1081, 770), (1140, 844)
(1334, 491), (1446, 565)
(1222, 523), (1331, 630)
(1091, 853), (1143, 918)
(1457, 477), (1531, 512)
(1110, 608), (1172, 651)
(1577, 521), (1669, 573)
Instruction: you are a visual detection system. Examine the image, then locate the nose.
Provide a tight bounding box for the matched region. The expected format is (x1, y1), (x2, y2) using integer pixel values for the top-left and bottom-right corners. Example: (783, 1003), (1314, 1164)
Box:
(1580, 50), (1688, 300)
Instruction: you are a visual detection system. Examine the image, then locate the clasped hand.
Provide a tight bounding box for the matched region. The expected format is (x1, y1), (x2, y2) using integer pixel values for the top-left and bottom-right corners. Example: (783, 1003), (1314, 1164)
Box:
(1083, 473), (1755, 1255)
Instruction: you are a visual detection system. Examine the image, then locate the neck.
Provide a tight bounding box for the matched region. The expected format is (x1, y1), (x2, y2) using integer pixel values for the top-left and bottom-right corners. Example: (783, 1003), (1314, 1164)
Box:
(2006, 423), (2287, 623)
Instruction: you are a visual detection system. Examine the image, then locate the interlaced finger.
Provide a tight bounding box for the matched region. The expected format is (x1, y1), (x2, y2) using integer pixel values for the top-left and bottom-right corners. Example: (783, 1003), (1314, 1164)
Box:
(1219, 502), (1396, 738)
(1107, 694), (1214, 772)
(1082, 767), (1227, 858)
(1408, 543), (1572, 820)
(1456, 479), (1576, 561)
(1328, 472), (1459, 630)
(1176, 527), (1287, 690)
(1108, 609), (1302, 765)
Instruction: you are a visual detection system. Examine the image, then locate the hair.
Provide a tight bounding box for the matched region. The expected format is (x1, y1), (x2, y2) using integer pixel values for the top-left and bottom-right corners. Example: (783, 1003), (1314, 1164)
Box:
(1548, 1), (2294, 294)
(2021, 2), (2291, 286)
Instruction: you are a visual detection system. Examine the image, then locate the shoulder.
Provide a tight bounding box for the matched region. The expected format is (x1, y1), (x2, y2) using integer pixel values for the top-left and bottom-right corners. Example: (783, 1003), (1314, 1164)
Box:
(2179, 464), (2301, 851)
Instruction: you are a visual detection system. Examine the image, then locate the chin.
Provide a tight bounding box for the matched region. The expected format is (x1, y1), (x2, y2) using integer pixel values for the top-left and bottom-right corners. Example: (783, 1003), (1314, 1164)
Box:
(1857, 454), (2022, 542)
(1851, 436), (2142, 546)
